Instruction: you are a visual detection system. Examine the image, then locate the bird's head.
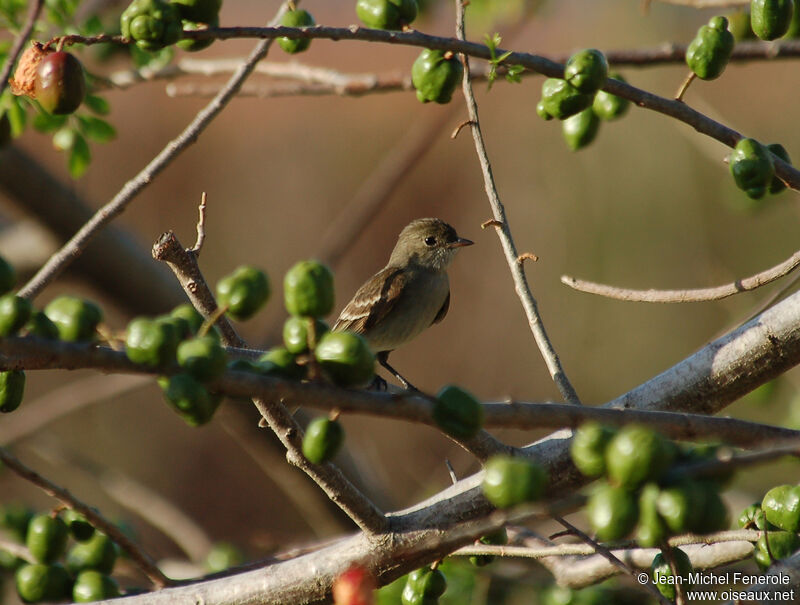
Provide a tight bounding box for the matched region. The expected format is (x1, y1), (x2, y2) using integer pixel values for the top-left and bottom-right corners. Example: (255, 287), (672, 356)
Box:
(389, 218), (473, 272)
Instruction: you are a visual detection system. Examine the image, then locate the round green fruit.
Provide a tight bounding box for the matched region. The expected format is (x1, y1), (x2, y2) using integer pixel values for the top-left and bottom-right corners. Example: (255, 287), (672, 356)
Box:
(586, 482), (638, 541)
(278, 9), (315, 54)
(125, 317), (180, 367)
(0, 255), (15, 295)
(0, 504), (34, 542)
(26, 515), (68, 564)
(656, 481), (703, 534)
(66, 532), (117, 575)
(562, 107), (600, 151)
(754, 530), (800, 569)
(15, 563), (72, 603)
(205, 542), (244, 572)
(536, 100), (553, 120)
(433, 385), (484, 440)
(762, 484), (800, 532)
(0, 294), (32, 337)
(564, 49), (608, 94)
(738, 502), (769, 530)
(314, 331), (375, 388)
(302, 417), (345, 464)
(62, 509), (94, 542)
(636, 483), (667, 547)
(539, 78), (594, 120)
(469, 527), (507, 567)
(481, 455), (547, 508)
(158, 374), (221, 426)
(120, 0), (183, 51)
(751, 0), (794, 40)
(605, 425), (674, 488)
(216, 265), (271, 321)
(686, 16), (735, 80)
(44, 296), (102, 342)
(176, 18), (217, 52)
(72, 570), (120, 602)
(592, 73), (629, 120)
(411, 48), (464, 104)
(727, 11), (756, 40)
(0, 370), (25, 413)
(257, 347), (305, 380)
(23, 312), (59, 339)
(767, 143), (791, 194)
(283, 316), (329, 354)
(356, 0), (418, 30)
(35, 52), (86, 115)
(651, 548), (693, 601)
(402, 567), (446, 605)
(176, 335), (227, 381)
(729, 138), (775, 199)
(571, 422), (615, 478)
(171, 0), (221, 22)
(170, 303), (204, 335)
(283, 260), (334, 318)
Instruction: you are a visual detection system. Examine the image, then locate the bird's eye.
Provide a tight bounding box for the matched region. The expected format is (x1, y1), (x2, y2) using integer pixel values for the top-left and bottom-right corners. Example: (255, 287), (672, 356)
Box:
(424, 236), (436, 246)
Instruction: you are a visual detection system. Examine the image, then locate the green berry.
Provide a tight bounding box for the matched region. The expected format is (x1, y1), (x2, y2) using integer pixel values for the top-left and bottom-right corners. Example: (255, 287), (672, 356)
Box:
(586, 482), (638, 541)
(751, 0), (795, 40)
(754, 530), (800, 569)
(171, 0), (221, 23)
(283, 260), (334, 318)
(176, 18), (217, 52)
(257, 347), (305, 380)
(562, 107), (600, 151)
(62, 509), (94, 542)
(564, 49), (608, 94)
(411, 49), (463, 104)
(686, 16), (735, 80)
(35, 52), (86, 115)
(605, 425), (674, 488)
(738, 502), (769, 530)
(170, 303), (204, 335)
(176, 335), (227, 381)
(205, 542), (244, 572)
(0, 255), (15, 295)
(0, 294), (32, 337)
(72, 570), (120, 602)
(216, 265), (271, 321)
(0, 370), (25, 413)
(571, 423), (615, 478)
(26, 515), (68, 564)
(767, 143), (791, 194)
(432, 385), (484, 440)
(15, 563), (72, 603)
(762, 484), (800, 532)
(356, 0), (418, 30)
(651, 548), (693, 601)
(283, 317), (329, 354)
(481, 455), (547, 508)
(592, 73), (629, 120)
(656, 481), (704, 534)
(66, 532), (117, 575)
(125, 317), (180, 367)
(536, 100), (553, 120)
(636, 483), (667, 547)
(727, 11), (756, 40)
(469, 527), (507, 567)
(278, 9), (315, 54)
(729, 138), (775, 200)
(539, 78), (594, 120)
(302, 417), (345, 464)
(120, 0), (183, 51)
(315, 331), (375, 388)
(23, 312), (59, 339)
(44, 296), (102, 342)
(402, 567), (446, 605)
(0, 504), (34, 542)
(158, 374), (221, 426)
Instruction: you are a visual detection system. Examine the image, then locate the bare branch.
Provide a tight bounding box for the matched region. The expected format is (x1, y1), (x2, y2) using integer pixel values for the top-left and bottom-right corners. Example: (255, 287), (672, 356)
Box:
(190, 192), (208, 255)
(562, 249), (800, 303)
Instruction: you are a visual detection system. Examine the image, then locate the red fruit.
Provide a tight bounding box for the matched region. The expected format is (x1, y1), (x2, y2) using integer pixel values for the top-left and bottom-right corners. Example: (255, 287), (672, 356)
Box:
(35, 52), (86, 115)
(332, 565), (375, 605)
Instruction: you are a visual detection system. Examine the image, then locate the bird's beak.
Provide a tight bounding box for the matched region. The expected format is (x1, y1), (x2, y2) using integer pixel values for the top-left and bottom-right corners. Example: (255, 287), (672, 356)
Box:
(448, 237), (474, 248)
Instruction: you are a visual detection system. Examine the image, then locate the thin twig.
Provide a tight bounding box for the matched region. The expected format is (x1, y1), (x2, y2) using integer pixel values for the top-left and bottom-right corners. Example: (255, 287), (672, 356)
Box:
(191, 192), (208, 255)
(454, 1), (581, 405)
(17, 3), (299, 301)
(0, 447), (172, 588)
(0, 0), (45, 100)
(675, 71), (697, 102)
(561, 248), (800, 303)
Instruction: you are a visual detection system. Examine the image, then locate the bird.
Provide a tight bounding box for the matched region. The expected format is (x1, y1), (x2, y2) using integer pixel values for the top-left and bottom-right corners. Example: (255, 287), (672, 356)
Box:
(333, 218), (473, 390)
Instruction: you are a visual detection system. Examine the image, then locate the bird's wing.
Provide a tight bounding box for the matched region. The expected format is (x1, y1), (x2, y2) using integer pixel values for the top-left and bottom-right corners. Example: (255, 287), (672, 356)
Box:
(333, 267), (407, 334)
(431, 291), (450, 325)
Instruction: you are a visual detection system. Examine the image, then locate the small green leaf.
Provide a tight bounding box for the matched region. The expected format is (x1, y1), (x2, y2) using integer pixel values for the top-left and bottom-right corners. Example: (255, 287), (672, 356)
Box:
(83, 94), (110, 115)
(68, 132), (90, 179)
(496, 50), (512, 63)
(53, 127), (75, 151)
(506, 64), (525, 84)
(77, 115), (116, 143)
(6, 96), (26, 137)
(33, 111), (67, 133)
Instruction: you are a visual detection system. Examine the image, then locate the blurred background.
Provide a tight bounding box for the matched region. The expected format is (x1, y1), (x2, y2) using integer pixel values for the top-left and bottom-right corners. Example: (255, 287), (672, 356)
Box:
(1, 0), (799, 601)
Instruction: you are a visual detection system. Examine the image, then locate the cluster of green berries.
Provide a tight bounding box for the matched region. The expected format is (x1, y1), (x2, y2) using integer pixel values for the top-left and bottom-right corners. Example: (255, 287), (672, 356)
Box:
(571, 424), (730, 546)
(536, 49), (630, 151)
(729, 139), (792, 200)
(0, 505), (120, 603)
(120, 0), (222, 52)
(728, 2), (800, 40)
(738, 483), (800, 569)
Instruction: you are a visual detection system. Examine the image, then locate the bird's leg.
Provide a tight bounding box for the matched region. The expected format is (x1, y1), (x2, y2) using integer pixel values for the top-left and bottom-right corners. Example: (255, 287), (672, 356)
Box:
(377, 351), (418, 391)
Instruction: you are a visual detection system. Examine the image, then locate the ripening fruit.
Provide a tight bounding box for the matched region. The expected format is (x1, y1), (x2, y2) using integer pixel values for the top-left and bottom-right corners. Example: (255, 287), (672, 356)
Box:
(0, 294), (32, 337)
(650, 548), (693, 601)
(729, 138), (775, 199)
(685, 16), (735, 80)
(216, 265), (271, 321)
(332, 565), (376, 605)
(284, 260), (335, 318)
(356, 0), (418, 30)
(411, 49), (463, 104)
(44, 296), (102, 342)
(120, 0), (183, 51)
(176, 335), (227, 381)
(171, 0), (221, 23)
(278, 9), (315, 54)
(761, 484), (800, 532)
(433, 385), (484, 440)
(125, 317), (180, 367)
(0, 370), (25, 413)
(481, 455), (547, 508)
(538, 78), (594, 120)
(72, 570), (120, 602)
(26, 515), (68, 564)
(751, 0), (795, 40)
(563, 49), (608, 94)
(302, 417), (345, 464)
(586, 482), (638, 541)
(315, 331), (375, 388)
(561, 107), (600, 151)
(35, 52), (86, 115)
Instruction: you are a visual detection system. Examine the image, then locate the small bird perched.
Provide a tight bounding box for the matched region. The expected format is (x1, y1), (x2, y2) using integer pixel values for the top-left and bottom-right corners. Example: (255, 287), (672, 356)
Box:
(333, 218), (473, 390)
